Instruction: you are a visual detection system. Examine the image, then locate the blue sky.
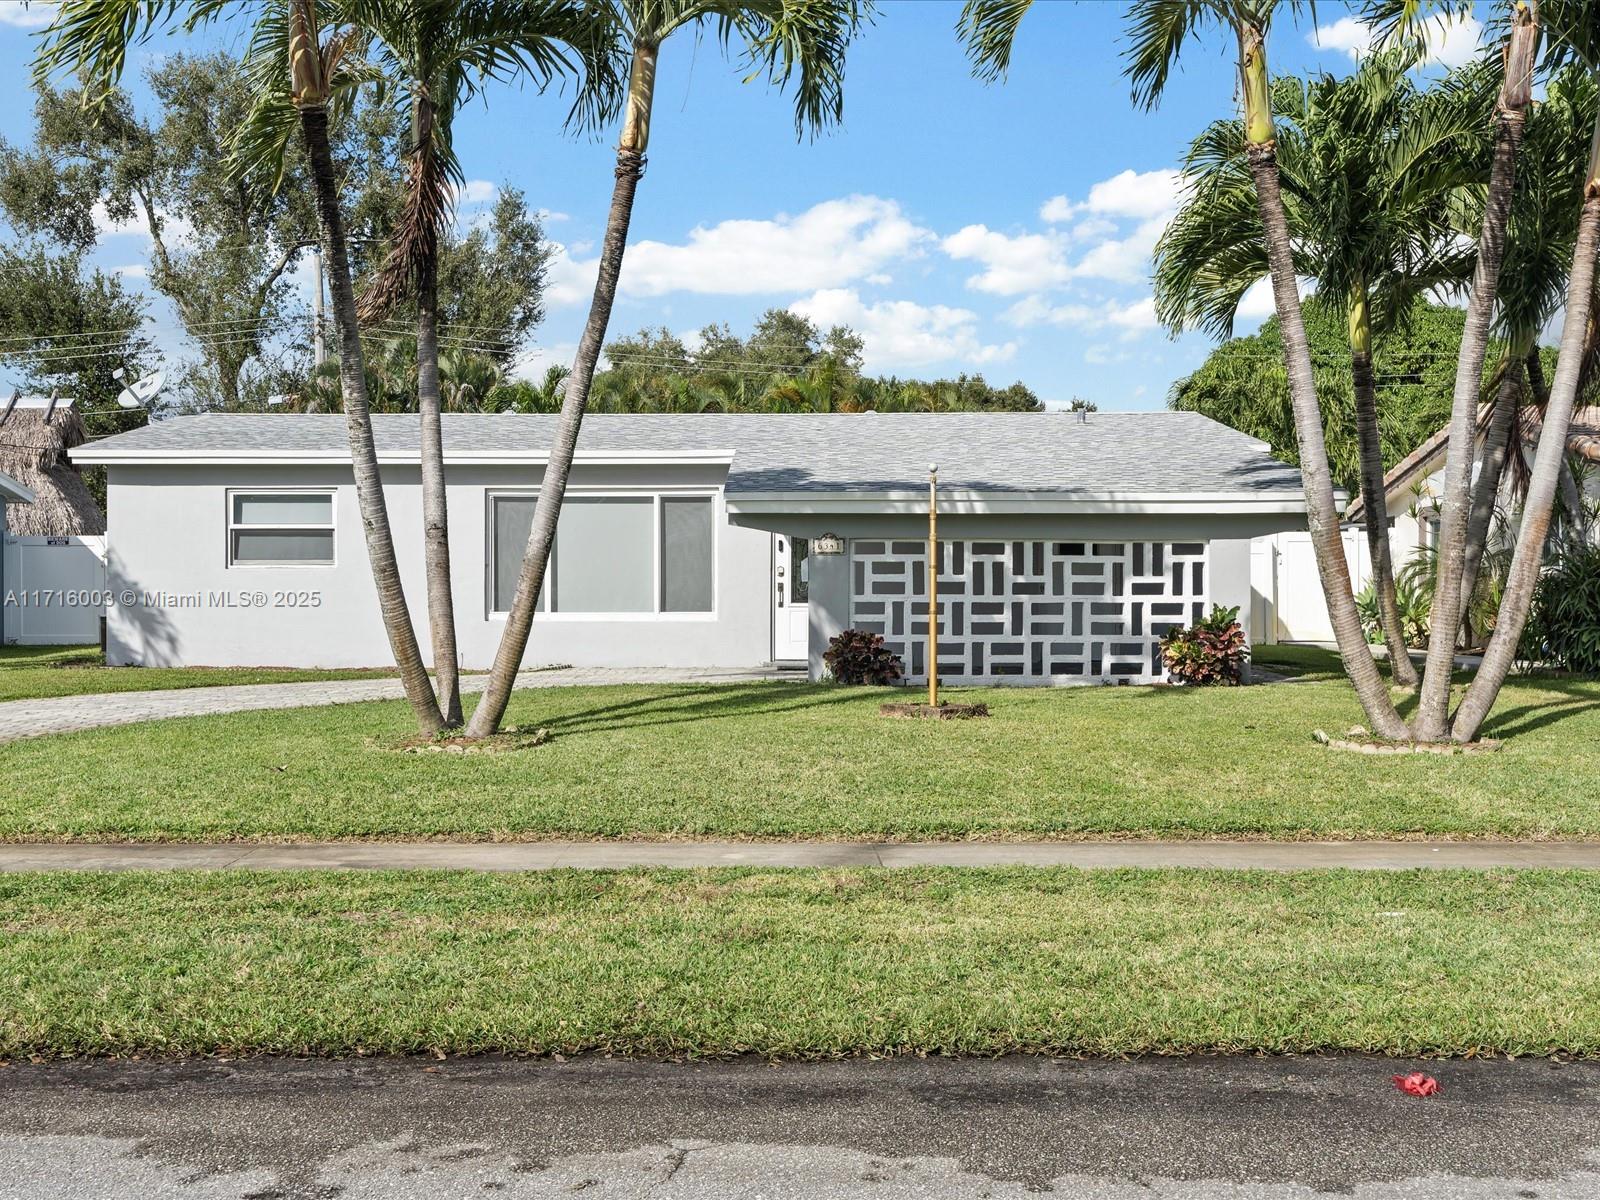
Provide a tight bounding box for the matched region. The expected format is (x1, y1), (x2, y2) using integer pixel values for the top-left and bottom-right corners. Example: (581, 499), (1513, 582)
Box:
(0, 0), (1487, 410)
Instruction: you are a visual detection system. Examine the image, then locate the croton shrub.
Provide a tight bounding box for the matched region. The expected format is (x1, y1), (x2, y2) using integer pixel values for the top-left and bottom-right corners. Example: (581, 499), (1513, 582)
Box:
(1160, 604), (1249, 686)
(823, 628), (904, 685)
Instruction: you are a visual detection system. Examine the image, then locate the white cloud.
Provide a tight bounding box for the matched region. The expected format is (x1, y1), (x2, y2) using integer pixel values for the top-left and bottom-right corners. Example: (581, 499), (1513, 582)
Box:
(1308, 13), (1481, 69)
(1004, 294), (1159, 340)
(1235, 277), (1277, 322)
(1039, 195), (1075, 223)
(91, 199), (194, 246)
(537, 208), (570, 224)
(512, 342), (578, 382)
(790, 288), (1016, 371)
(0, 2), (57, 29)
(113, 264), (147, 280)
(544, 242), (599, 309)
(1084, 345), (1129, 366)
(1308, 15), (1374, 59)
(459, 180), (497, 205)
(1040, 168), (1184, 224)
(618, 195), (932, 297)
(959, 169), (1182, 301)
(91, 200), (144, 239)
(941, 225), (1071, 296)
(1071, 215), (1167, 284)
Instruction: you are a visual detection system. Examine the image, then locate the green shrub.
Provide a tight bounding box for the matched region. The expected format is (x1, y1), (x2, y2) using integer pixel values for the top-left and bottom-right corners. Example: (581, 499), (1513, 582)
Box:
(823, 629), (903, 685)
(1523, 544), (1600, 675)
(1160, 604), (1249, 686)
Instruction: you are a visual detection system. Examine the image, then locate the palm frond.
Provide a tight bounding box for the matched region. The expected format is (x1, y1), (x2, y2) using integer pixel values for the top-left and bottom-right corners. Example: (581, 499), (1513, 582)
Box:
(1122, 0), (1214, 112)
(956, 0), (1032, 82)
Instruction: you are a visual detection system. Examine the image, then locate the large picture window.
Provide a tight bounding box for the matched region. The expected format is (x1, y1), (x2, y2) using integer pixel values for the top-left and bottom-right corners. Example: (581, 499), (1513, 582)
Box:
(228, 491), (334, 566)
(489, 492), (716, 617)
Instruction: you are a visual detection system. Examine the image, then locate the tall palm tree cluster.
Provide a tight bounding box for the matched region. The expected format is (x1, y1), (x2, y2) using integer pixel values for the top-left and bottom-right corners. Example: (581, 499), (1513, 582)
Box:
(961, 0), (1600, 744)
(34, 0), (867, 738)
(31, 0), (1600, 748)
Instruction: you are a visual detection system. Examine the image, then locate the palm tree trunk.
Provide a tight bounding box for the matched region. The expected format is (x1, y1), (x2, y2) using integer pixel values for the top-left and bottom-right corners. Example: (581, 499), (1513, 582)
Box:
(1413, 4), (1539, 741)
(1458, 358), (1522, 644)
(463, 40), (658, 739)
(1453, 118), (1600, 744)
(1238, 22), (1408, 739)
(300, 104), (445, 734)
(1522, 347), (1583, 544)
(417, 247), (462, 725)
(1348, 286), (1417, 687)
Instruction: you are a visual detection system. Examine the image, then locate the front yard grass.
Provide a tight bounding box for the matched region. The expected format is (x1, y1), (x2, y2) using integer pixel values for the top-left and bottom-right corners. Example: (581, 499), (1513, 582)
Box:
(3, 867), (1597, 1058)
(0, 644), (401, 702)
(2, 664), (1598, 840)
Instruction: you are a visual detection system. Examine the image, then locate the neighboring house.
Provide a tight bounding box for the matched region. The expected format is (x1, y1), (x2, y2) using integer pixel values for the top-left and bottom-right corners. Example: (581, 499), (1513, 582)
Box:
(1253, 406), (1600, 646)
(0, 396), (111, 645)
(0, 396), (106, 537)
(0, 468), (37, 643)
(73, 411), (1313, 682)
(1346, 405), (1600, 571)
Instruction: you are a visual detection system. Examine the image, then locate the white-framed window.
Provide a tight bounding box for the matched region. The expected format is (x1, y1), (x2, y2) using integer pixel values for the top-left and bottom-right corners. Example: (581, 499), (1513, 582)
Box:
(487, 489), (717, 619)
(227, 490), (336, 567)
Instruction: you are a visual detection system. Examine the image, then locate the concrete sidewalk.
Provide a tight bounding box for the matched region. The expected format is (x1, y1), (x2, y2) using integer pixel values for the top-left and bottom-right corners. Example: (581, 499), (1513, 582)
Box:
(2, 839), (1598, 872)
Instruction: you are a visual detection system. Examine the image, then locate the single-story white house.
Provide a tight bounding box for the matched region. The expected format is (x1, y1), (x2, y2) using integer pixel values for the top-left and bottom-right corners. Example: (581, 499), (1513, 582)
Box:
(73, 411), (1313, 683)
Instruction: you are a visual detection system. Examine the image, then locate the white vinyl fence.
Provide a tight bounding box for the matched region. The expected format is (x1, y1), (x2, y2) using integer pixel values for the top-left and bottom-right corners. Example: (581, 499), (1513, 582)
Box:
(1250, 528), (1372, 645)
(1, 534), (108, 645)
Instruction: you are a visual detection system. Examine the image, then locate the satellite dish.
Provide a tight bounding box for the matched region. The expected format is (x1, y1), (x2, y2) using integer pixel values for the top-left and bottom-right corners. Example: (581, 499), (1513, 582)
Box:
(116, 369), (164, 410)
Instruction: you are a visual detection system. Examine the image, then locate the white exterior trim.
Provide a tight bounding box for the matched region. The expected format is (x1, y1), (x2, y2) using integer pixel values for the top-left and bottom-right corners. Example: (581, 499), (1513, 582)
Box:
(0, 470), (35, 505)
(73, 447), (738, 468)
(727, 491), (1317, 516)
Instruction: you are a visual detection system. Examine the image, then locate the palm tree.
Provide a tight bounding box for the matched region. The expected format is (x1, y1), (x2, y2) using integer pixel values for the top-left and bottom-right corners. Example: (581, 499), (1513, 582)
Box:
(438, 349), (505, 411)
(353, 0), (619, 726)
(963, 0), (1413, 738)
(1452, 4), (1600, 742)
(1154, 53), (1482, 687)
(36, 0), (448, 734)
(463, 0), (870, 738)
(1460, 65), (1599, 629)
(1397, 1), (1542, 741)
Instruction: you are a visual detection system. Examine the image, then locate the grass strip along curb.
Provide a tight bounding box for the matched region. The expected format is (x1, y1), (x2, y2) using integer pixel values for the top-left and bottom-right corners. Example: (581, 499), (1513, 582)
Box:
(4, 867), (1598, 1059)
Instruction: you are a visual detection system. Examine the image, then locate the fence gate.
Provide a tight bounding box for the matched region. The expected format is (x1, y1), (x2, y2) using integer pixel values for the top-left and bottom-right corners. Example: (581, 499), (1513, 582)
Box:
(1, 535), (107, 645)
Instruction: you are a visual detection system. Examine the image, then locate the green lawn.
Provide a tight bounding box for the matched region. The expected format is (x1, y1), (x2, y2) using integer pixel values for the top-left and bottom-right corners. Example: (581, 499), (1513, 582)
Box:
(0, 644), (403, 702)
(3, 867), (1596, 1058)
(2, 661), (1598, 840)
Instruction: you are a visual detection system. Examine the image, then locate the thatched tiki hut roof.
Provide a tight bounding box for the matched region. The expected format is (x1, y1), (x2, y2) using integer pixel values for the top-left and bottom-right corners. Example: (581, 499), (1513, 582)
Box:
(0, 396), (106, 536)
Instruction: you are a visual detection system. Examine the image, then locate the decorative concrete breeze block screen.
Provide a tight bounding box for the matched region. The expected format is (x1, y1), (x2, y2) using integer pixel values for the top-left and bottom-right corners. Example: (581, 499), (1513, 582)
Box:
(849, 539), (1208, 684)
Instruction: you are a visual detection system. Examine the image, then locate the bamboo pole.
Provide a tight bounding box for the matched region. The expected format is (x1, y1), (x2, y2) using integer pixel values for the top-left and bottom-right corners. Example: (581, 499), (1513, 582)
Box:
(928, 463), (939, 708)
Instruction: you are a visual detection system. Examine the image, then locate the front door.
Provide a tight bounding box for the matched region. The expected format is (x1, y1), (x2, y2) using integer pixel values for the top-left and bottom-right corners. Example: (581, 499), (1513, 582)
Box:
(772, 534), (810, 661)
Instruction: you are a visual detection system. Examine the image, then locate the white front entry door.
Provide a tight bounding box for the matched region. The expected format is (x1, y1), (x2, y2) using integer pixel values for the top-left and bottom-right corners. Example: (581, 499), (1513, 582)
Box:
(772, 534), (810, 661)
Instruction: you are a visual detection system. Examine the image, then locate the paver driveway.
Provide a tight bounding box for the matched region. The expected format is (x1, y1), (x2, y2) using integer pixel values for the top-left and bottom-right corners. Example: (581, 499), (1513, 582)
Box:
(0, 667), (792, 744)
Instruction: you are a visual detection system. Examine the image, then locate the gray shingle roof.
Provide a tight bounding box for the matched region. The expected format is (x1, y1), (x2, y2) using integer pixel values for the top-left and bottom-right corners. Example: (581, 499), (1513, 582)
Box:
(77, 411), (1305, 497)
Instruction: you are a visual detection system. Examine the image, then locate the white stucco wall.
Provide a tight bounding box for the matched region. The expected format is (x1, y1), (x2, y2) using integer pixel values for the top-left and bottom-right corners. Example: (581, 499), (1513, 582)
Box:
(103, 462), (773, 670)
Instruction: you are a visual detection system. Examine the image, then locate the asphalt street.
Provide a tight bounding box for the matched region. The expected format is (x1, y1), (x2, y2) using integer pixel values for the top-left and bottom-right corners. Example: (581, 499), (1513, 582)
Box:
(0, 1055), (1596, 1198)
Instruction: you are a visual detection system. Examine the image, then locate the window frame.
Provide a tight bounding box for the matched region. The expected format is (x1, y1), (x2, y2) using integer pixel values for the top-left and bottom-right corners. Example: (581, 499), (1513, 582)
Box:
(484, 486), (720, 621)
(226, 488), (337, 569)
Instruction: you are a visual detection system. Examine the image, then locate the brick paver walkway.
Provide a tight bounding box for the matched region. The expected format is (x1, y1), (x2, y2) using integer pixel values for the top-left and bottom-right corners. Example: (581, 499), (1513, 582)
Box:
(0, 667), (793, 744)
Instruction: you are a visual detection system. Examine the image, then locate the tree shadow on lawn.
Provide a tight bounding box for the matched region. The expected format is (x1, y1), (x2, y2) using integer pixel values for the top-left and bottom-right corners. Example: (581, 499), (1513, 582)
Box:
(1479, 692), (1600, 741)
(495, 682), (874, 738)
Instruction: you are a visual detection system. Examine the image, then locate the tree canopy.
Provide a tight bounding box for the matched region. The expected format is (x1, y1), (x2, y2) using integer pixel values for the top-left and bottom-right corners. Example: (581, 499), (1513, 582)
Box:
(1169, 298), (1483, 494)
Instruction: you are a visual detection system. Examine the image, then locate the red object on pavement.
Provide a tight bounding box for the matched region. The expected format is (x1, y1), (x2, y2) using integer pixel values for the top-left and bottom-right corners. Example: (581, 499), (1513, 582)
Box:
(1393, 1072), (1440, 1097)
